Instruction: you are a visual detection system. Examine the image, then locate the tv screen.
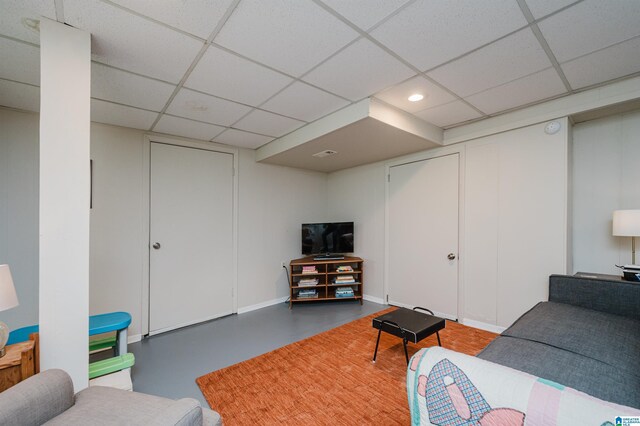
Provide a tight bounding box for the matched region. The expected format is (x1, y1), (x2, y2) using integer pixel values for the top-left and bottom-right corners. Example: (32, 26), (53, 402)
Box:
(302, 222), (354, 255)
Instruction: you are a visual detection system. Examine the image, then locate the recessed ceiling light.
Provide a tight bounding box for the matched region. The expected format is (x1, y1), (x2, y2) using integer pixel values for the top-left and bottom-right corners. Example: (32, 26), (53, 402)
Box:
(22, 18), (40, 33)
(312, 150), (337, 158)
(408, 94), (424, 102)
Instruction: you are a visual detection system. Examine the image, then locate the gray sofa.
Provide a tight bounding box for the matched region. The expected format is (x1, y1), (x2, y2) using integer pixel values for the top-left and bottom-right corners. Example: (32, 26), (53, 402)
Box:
(0, 369), (222, 425)
(478, 274), (640, 409)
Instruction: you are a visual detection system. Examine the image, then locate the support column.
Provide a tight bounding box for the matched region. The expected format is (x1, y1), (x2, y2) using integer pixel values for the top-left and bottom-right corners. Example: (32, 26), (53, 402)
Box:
(39, 19), (91, 391)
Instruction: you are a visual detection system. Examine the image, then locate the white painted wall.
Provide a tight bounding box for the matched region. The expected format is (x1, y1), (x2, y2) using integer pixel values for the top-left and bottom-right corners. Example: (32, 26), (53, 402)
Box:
(91, 129), (327, 332)
(572, 110), (640, 274)
(464, 121), (569, 328)
(0, 111), (328, 340)
(327, 163), (386, 303)
(0, 108), (39, 330)
(90, 123), (145, 339)
(39, 19), (90, 391)
(238, 149), (327, 311)
(327, 121), (569, 330)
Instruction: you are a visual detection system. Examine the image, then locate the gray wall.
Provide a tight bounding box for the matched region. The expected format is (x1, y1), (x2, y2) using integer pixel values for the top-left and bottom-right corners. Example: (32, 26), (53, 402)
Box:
(572, 109), (640, 274)
(0, 108), (39, 330)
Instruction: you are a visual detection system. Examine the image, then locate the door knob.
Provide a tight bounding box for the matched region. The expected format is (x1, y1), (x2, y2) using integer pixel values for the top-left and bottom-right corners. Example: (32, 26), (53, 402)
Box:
(447, 253), (456, 260)
(153, 242), (161, 250)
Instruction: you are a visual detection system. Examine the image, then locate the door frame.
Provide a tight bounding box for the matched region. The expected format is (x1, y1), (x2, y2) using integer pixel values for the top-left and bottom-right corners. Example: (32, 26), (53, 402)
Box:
(383, 145), (466, 321)
(141, 134), (239, 337)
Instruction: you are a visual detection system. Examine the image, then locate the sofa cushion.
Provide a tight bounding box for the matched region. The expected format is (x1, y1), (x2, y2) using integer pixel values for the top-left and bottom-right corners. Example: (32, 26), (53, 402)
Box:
(502, 301), (640, 378)
(478, 336), (640, 409)
(45, 386), (203, 426)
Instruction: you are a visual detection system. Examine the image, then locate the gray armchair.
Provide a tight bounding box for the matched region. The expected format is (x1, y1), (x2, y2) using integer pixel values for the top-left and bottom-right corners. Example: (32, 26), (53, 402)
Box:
(0, 369), (222, 425)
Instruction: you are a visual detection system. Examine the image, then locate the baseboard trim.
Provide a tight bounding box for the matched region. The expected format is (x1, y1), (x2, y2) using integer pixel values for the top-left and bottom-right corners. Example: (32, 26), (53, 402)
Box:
(127, 334), (142, 344)
(362, 294), (385, 305)
(462, 318), (506, 334)
(238, 296), (289, 314)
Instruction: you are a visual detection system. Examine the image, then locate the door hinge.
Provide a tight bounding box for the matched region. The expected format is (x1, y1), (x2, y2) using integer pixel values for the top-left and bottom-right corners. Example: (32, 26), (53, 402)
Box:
(387, 174), (390, 182)
(232, 167), (235, 176)
(386, 294), (389, 303)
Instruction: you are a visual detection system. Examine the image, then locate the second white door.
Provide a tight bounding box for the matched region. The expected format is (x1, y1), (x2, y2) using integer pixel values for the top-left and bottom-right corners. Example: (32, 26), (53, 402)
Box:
(387, 154), (459, 320)
(149, 143), (234, 335)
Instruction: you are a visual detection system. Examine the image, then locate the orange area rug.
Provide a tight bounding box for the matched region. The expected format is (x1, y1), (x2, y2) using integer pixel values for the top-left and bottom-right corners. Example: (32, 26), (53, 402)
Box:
(196, 308), (497, 425)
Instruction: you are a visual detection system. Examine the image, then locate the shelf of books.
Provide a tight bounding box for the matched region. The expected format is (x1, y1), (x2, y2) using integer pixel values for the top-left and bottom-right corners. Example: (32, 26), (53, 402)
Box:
(289, 256), (363, 308)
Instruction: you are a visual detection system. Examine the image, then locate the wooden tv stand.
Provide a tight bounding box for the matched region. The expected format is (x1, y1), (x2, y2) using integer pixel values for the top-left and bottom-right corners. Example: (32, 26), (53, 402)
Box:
(289, 256), (363, 309)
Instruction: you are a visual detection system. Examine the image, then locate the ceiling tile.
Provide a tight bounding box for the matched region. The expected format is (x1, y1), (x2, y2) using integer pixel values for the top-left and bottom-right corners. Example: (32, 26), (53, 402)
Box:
(64, 0), (203, 83)
(319, 0), (411, 31)
(370, 0), (527, 71)
(524, 0), (577, 19)
(0, 38), (39, 86)
(92, 63), (175, 112)
(0, 79), (39, 112)
(428, 28), (551, 98)
(213, 0), (358, 76)
(108, 0), (235, 39)
(91, 99), (157, 130)
(538, 0), (640, 62)
(303, 38), (414, 102)
(0, 0), (56, 44)
(185, 45), (293, 106)
(561, 37), (640, 90)
(465, 68), (566, 114)
(414, 101), (482, 128)
(214, 128), (274, 149)
(166, 88), (252, 126)
(234, 109), (305, 137)
(375, 75), (456, 113)
(153, 114), (225, 141)
(261, 81), (349, 122)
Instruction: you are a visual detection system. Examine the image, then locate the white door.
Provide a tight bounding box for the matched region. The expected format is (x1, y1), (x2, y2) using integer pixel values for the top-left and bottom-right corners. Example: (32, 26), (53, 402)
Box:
(149, 143), (234, 335)
(388, 154), (459, 320)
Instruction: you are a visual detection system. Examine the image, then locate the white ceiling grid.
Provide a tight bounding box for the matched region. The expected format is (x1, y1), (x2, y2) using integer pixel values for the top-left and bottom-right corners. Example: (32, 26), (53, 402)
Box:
(0, 0), (639, 150)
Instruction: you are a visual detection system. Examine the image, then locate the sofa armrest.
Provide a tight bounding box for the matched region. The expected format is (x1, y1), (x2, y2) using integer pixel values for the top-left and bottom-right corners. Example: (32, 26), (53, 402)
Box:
(0, 369), (74, 426)
(202, 408), (223, 426)
(407, 347), (639, 425)
(549, 274), (640, 320)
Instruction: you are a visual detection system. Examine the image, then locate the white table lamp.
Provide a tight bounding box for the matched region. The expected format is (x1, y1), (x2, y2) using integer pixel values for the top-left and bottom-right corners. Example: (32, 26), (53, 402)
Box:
(0, 264), (19, 357)
(612, 210), (640, 265)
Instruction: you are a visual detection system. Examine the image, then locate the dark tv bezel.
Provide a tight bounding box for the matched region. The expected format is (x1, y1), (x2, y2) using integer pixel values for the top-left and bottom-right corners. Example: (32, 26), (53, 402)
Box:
(301, 222), (354, 255)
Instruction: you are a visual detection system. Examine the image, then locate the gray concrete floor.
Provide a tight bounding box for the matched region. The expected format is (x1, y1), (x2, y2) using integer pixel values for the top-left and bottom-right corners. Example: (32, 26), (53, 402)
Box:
(127, 299), (385, 407)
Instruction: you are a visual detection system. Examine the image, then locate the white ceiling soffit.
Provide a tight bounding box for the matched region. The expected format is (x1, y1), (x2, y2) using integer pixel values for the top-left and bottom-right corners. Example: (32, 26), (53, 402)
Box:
(256, 98), (442, 172)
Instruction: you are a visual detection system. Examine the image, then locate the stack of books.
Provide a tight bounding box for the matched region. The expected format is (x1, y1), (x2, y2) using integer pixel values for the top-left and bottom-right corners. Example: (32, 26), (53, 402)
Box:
(297, 288), (318, 299)
(298, 277), (319, 287)
(301, 265), (318, 274)
(335, 286), (354, 298)
(333, 275), (356, 284)
(335, 265), (353, 273)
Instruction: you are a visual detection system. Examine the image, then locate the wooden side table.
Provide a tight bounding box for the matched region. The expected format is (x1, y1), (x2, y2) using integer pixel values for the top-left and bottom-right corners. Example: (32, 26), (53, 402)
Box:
(0, 335), (38, 392)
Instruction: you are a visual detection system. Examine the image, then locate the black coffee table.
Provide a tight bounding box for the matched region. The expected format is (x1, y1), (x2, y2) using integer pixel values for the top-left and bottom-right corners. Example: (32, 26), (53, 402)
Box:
(372, 307), (445, 364)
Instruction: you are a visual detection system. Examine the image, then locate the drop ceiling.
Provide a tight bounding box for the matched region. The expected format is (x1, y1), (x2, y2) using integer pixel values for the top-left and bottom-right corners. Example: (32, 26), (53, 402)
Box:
(1, 0), (640, 167)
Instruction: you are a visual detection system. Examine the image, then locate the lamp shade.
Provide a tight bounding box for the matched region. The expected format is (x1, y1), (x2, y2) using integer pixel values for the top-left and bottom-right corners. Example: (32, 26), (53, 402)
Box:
(0, 265), (19, 312)
(613, 210), (640, 237)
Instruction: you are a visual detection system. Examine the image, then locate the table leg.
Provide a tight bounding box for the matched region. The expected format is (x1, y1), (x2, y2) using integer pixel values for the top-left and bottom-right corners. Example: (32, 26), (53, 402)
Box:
(436, 331), (441, 347)
(116, 329), (128, 356)
(402, 338), (409, 365)
(372, 328), (382, 363)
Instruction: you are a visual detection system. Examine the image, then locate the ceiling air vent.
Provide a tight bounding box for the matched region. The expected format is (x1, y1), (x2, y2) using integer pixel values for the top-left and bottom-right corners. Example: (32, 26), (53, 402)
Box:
(312, 150), (337, 158)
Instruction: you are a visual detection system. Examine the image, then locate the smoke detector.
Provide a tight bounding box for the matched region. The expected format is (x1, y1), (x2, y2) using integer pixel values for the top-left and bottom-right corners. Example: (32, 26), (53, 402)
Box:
(312, 150), (337, 158)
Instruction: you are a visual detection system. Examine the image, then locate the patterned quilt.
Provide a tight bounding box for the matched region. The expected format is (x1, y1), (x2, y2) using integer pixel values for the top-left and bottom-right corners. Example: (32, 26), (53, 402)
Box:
(407, 347), (640, 426)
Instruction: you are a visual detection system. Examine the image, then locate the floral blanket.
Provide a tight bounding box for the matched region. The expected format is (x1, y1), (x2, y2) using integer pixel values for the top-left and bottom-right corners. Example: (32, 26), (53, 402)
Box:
(407, 347), (640, 425)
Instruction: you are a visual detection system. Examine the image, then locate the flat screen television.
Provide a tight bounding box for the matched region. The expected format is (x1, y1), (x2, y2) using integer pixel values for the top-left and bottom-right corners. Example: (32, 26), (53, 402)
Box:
(302, 222), (354, 257)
